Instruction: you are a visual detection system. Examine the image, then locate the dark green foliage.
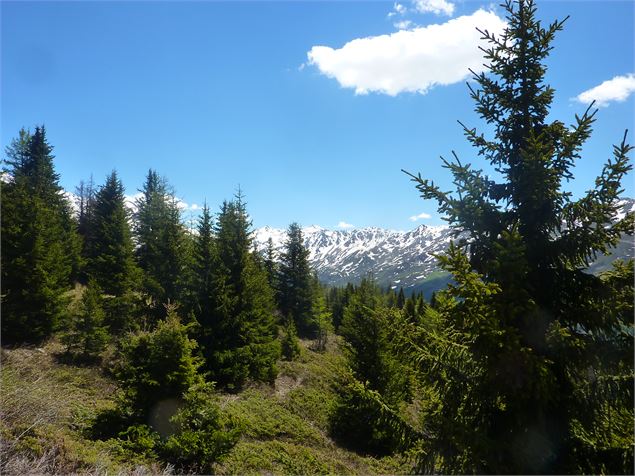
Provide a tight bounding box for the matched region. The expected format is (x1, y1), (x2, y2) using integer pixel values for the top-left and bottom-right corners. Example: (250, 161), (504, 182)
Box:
(61, 283), (109, 362)
(277, 223), (318, 336)
(402, 293), (427, 322)
(192, 203), (218, 344)
(281, 318), (301, 361)
(102, 292), (142, 335)
(1, 127), (81, 344)
(396, 288), (405, 309)
(75, 175), (96, 284)
(163, 382), (241, 471)
(111, 304), (203, 418)
(330, 376), (417, 456)
(116, 424), (161, 460)
(264, 237), (277, 288)
(204, 193), (280, 388)
(311, 284), (332, 352)
(400, 1), (634, 472)
(339, 277), (400, 396)
(134, 170), (187, 314)
(326, 283), (354, 330)
(333, 278), (411, 455)
(85, 171), (138, 296)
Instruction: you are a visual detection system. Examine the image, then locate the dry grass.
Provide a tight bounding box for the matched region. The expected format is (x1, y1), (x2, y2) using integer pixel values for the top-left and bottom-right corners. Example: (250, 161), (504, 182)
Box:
(1, 333), (413, 475)
(0, 339), (168, 475)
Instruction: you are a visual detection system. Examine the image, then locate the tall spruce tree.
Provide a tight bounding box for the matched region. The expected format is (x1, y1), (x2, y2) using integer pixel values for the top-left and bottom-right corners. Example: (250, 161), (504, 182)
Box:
(263, 237), (277, 288)
(277, 222), (317, 336)
(134, 169), (186, 313)
(1, 127), (81, 343)
(192, 203), (221, 352)
(75, 175), (96, 283)
(398, 1), (634, 473)
(332, 277), (410, 455)
(85, 171), (138, 296)
(206, 192), (279, 388)
(340, 277), (393, 394)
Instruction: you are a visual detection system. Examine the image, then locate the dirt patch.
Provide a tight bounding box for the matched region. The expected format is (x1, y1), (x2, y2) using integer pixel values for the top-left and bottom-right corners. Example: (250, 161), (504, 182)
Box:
(274, 374), (302, 398)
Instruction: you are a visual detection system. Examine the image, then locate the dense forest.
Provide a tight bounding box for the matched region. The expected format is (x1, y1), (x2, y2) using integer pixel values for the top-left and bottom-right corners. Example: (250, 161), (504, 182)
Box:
(1, 1), (633, 474)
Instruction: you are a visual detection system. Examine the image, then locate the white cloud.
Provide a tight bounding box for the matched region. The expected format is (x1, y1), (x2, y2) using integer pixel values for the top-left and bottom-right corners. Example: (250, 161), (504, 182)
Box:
(575, 73), (635, 108)
(414, 0), (455, 16)
(125, 192), (143, 214)
(409, 212), (432, 221)
(388, 2), (407, 17)
(175, 198), (202, 212)
(307, 9), (506, 96)
(124, 193), (200, 214)
(394, 20), (414, 30)
(337, 221), (355, 229)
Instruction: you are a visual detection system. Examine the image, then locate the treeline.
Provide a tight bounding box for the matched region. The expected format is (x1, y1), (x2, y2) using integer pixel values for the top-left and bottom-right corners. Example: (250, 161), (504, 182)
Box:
(1, 130), (327, 368)
(1, 126), (332, 470)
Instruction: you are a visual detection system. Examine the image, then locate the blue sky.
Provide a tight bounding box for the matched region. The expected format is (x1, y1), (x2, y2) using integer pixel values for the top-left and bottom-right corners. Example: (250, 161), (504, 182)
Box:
(2, 0), (634, 230)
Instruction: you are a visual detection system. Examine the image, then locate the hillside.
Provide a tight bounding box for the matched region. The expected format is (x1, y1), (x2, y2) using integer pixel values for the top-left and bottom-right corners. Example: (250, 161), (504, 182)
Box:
(0, 336), (412, 475)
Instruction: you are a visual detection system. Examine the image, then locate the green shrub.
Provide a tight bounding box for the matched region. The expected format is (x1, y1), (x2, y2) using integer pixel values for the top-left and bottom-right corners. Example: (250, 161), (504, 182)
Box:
(110, 305), (203, 418)
(162, 382), (240, 471)
(116, 424), (160, 459)
(60, 283), (109, 362)
(102, 293), (141, 335)
(281, 319), (300, 361)
(330, 379), (409, 456)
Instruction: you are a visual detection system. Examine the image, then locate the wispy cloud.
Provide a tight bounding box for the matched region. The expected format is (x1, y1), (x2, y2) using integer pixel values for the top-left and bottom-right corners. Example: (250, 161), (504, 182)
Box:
(307, 9), (506, 96)
(124, 193), (200, 214)
(388, 2), (407, 18)
(409, 212), (432, 221)
(337, 221), (355, 229)
(575, 73), (635, 107)
(175, 198), (201, 212)
(394, 19), (414, 30)
(413, 0), (455, 16)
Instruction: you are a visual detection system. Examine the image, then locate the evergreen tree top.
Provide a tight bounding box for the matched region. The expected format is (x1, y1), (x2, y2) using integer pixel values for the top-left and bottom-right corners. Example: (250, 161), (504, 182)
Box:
(404, 0), (633, 271)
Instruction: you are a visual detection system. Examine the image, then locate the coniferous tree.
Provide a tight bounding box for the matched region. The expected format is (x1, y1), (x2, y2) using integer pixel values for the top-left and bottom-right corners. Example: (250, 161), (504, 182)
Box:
(398, 1), (634, 472)
(134, 170), (187, 314)
(112, 303), (203, 419)
(61, 282), (109, 362)
(264, 237), (277, 288)
(281, 317), (301, 360)
(339, 277), (394, 394)
(86, 171), (138, 296)
(328, 283), (354, 331)
(311, 276), (332, 351)
(1, 127), (81, 343)
(192, 203), (222, 355)
(396, 287), (406, 309)
(206, 192), (279, 388)
(75, 175), (96, 282)
(277, 222), (317, 336)
(332, 277), (410, 455)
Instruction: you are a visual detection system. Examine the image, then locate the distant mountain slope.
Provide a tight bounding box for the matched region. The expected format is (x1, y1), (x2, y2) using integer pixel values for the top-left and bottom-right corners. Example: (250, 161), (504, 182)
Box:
(255, 224), (454, 291)
(255, 199), (634, 293)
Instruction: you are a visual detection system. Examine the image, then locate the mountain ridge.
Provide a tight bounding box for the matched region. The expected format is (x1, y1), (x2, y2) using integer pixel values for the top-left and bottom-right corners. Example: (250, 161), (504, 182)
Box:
(255, 198), (635, 292)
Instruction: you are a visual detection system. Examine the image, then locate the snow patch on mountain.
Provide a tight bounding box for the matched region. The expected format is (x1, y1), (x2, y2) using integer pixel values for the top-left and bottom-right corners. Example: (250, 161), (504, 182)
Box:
(254, 223), (455, 289)
(255, 198), (634, 289)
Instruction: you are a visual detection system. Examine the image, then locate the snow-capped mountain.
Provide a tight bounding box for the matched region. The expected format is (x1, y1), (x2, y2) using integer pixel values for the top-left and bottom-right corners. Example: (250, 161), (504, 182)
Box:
(255, 224), (456, 291)
(255, 199), (635, 292)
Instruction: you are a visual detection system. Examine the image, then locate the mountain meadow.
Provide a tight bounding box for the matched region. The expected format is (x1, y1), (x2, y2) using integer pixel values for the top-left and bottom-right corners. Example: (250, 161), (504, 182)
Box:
(1, 1), (634, 474)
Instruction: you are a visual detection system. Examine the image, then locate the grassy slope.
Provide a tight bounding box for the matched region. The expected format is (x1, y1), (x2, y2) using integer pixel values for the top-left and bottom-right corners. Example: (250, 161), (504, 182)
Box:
(0, 341), (170, 474)
(1, 335), (412, 475)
